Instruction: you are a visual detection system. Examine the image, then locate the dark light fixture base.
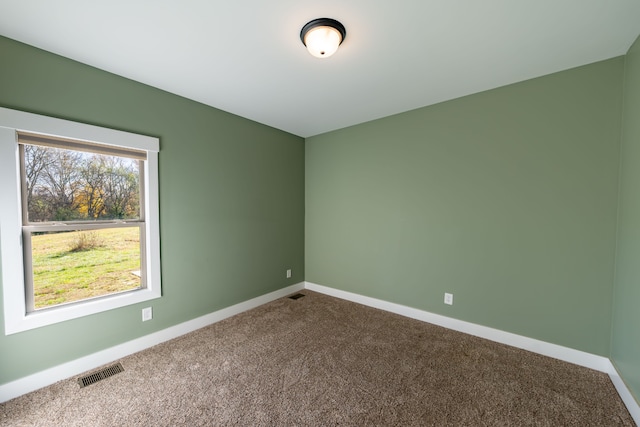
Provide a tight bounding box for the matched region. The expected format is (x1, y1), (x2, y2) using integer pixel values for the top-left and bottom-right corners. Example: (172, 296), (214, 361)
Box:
(300, 18), (347, 47)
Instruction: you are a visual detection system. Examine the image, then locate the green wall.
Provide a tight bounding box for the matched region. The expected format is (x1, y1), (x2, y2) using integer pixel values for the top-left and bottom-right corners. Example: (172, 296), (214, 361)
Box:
(612, 35), (640, 401)
(0, 36), (305, 385)
(2, 30), (639, 403)
(306, 58), (624, 356)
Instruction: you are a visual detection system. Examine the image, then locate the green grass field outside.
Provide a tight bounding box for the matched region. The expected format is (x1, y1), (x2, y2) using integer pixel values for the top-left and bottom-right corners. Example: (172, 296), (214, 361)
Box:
(31, 227), (141, 309)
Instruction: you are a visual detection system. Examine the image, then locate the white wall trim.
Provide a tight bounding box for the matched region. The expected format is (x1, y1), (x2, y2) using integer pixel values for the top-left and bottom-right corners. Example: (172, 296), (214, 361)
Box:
(304, 282), (610, 372)
(607, 361), (640, 425)
(0, 107), (162, 334)
(0, 282), (304, 403)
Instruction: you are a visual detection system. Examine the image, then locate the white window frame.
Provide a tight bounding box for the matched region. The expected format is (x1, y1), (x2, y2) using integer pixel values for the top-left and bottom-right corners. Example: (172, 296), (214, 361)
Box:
(0, 107), (161, 335)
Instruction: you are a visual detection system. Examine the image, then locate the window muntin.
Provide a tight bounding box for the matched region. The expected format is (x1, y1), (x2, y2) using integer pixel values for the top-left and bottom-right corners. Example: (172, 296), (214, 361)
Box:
(18, 137), (148, 312)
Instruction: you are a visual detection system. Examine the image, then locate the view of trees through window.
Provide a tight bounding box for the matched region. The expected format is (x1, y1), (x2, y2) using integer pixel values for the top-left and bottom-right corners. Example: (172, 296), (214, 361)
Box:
(22, 144), (143, 310)
(24, 145), (141, 223)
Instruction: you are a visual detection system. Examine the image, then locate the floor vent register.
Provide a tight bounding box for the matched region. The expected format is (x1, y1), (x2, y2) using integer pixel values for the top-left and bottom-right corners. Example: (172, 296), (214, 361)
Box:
(77, 363), (124, 388)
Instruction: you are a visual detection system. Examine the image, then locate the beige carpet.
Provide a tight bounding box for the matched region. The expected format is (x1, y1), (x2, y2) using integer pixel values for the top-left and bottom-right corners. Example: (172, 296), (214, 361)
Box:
(0, 291), (635, 426)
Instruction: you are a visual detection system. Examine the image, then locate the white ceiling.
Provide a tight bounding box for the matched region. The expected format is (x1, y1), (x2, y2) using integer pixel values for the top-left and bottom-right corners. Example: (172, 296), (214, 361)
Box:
(1, 1), (639, 138)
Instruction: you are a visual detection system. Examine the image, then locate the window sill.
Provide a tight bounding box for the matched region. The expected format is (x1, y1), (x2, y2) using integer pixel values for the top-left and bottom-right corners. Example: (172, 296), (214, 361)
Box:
(6, 287), (161, 334)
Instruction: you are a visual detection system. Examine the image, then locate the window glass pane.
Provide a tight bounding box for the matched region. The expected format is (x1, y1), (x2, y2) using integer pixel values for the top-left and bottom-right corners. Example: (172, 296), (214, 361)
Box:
(29, 227), (142, 310)
(22, 144), (141, 223)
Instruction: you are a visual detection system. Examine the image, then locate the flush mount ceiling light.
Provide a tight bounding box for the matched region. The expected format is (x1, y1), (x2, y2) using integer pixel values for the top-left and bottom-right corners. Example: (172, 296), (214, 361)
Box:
(300, 18), (346, 58)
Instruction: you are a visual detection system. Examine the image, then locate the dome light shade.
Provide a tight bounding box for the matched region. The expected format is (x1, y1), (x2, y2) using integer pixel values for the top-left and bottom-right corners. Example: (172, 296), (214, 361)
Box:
(300, 18), (346, 58)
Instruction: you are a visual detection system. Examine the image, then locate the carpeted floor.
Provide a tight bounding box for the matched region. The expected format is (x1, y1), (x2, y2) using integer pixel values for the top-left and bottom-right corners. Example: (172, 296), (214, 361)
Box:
(0, 291), (635, 426)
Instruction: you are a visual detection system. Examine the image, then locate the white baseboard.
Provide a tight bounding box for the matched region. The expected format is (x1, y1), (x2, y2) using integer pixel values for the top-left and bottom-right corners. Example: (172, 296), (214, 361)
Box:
(0, 282), (304, 404)
(304, 282), (609, 371)
(305, 281), (640, 424)
(608, 361), (640, 425)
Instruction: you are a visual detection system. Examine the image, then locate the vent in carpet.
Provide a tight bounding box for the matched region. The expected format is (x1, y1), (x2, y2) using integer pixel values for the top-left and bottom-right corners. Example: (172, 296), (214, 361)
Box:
(289, 293), (306, 300)
(78, 363), (124, 388)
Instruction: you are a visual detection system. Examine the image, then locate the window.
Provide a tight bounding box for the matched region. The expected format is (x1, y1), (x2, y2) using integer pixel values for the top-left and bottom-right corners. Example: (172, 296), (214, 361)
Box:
(19, 133), (147, 311)
(0, 107), (161, 334)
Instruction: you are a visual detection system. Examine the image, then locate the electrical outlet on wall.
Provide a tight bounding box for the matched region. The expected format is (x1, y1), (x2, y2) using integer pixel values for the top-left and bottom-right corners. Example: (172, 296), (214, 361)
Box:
(444, 293), (453, 305)
(286, 269), (292, 278)
(142, 307), (153, 321)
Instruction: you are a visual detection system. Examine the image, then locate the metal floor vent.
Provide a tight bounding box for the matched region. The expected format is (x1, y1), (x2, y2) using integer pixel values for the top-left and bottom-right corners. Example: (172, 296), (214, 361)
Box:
(289, 293), (306, 300)
(78, 363), (124, 388)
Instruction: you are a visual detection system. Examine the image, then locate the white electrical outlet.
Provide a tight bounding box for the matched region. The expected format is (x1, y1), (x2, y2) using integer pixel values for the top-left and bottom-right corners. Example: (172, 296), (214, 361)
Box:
(286, 269), (292, 278)
(444, 293), (453, 305)
(142, 307), (153, 321)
